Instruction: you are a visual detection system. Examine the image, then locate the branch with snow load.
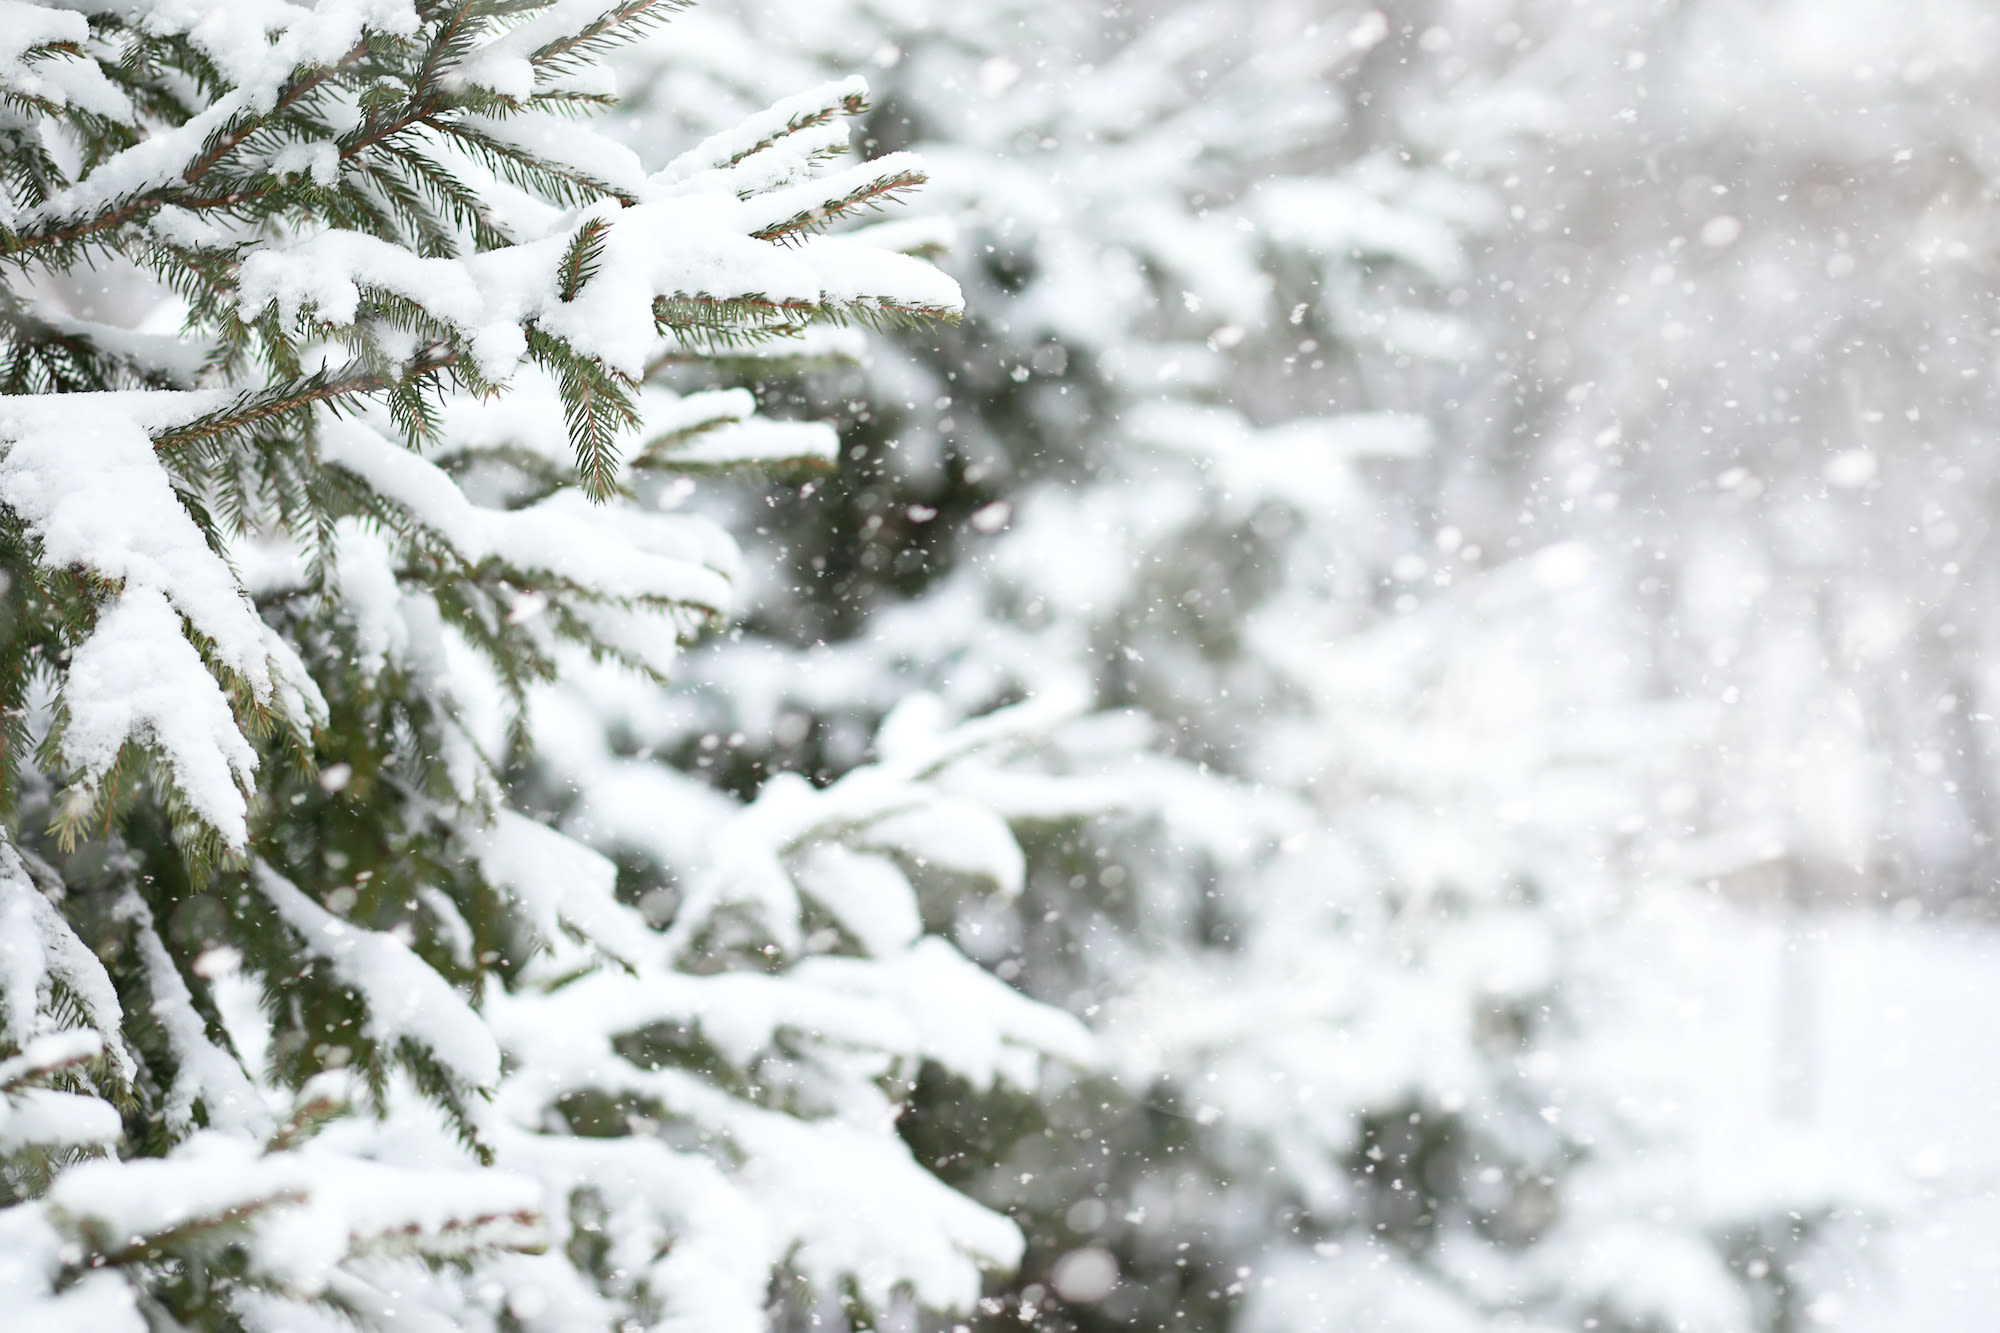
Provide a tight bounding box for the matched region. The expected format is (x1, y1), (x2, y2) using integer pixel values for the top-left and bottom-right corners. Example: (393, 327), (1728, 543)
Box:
(0, 1), (955, 857)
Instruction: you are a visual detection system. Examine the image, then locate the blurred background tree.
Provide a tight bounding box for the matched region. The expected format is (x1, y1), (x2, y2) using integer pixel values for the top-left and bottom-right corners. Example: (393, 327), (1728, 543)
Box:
(592, 2), (1903, 1330)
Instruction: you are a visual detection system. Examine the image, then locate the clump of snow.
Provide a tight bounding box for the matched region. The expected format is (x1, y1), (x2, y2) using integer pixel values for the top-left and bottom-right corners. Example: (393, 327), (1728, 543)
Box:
(0, 396), (325, 845)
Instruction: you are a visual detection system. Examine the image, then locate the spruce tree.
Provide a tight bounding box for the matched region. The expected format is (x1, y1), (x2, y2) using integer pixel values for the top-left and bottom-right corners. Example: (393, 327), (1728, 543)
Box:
(602, 4), (1859, 1332)
(0, 2), (1086, 1329)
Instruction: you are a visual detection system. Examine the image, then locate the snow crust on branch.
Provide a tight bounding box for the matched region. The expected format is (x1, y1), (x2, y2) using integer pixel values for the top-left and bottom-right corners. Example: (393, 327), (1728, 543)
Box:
(0, 840), (130, 1082)
(321, 413), (738, 614)
(255, 863), (502, 1091)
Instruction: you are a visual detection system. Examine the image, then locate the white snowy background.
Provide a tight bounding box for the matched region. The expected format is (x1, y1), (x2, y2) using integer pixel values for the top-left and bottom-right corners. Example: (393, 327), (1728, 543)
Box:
(1656, 899), (2000, 1332)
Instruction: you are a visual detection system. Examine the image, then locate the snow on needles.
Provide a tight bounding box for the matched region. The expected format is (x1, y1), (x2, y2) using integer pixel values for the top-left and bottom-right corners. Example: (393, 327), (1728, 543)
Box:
(237, 186), (961, 382)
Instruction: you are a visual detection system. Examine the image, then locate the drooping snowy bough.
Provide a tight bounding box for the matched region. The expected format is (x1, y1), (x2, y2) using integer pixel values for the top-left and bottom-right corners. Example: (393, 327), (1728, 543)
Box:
(0, 1), (1085, 1328)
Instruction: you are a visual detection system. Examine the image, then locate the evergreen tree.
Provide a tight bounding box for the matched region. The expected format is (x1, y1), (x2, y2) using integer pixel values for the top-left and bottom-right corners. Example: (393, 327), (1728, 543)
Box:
(602, 4), (1859, 1331)
(0, 2), (1086, 1329)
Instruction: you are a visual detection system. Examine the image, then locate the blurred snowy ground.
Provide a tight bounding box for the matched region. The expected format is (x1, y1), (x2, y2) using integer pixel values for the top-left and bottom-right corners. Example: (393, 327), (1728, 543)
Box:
(1650, 895), (2000, 1330)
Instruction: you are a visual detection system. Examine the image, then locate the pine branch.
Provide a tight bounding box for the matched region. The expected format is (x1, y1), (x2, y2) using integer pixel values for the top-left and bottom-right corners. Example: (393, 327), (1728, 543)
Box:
(528, 0), (692, 71)
(178, 42), (372, 186)
(0, 1032), (103, 1094)
(556, 217), (609, 301)
(1, 12), (581, 264)
(720, 91), (868, 172)
(151, 351), (459, 454)
(85, 1191), (304, 1267)
(653, 292), (959, 350)
(409, 0), (483, 106)
(751, 167), (929, 243)
(445, 118), (634, 207)
(0, 195), (158, 261)
(526, 327), (637, 500)
(338, 95), (453, 165)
